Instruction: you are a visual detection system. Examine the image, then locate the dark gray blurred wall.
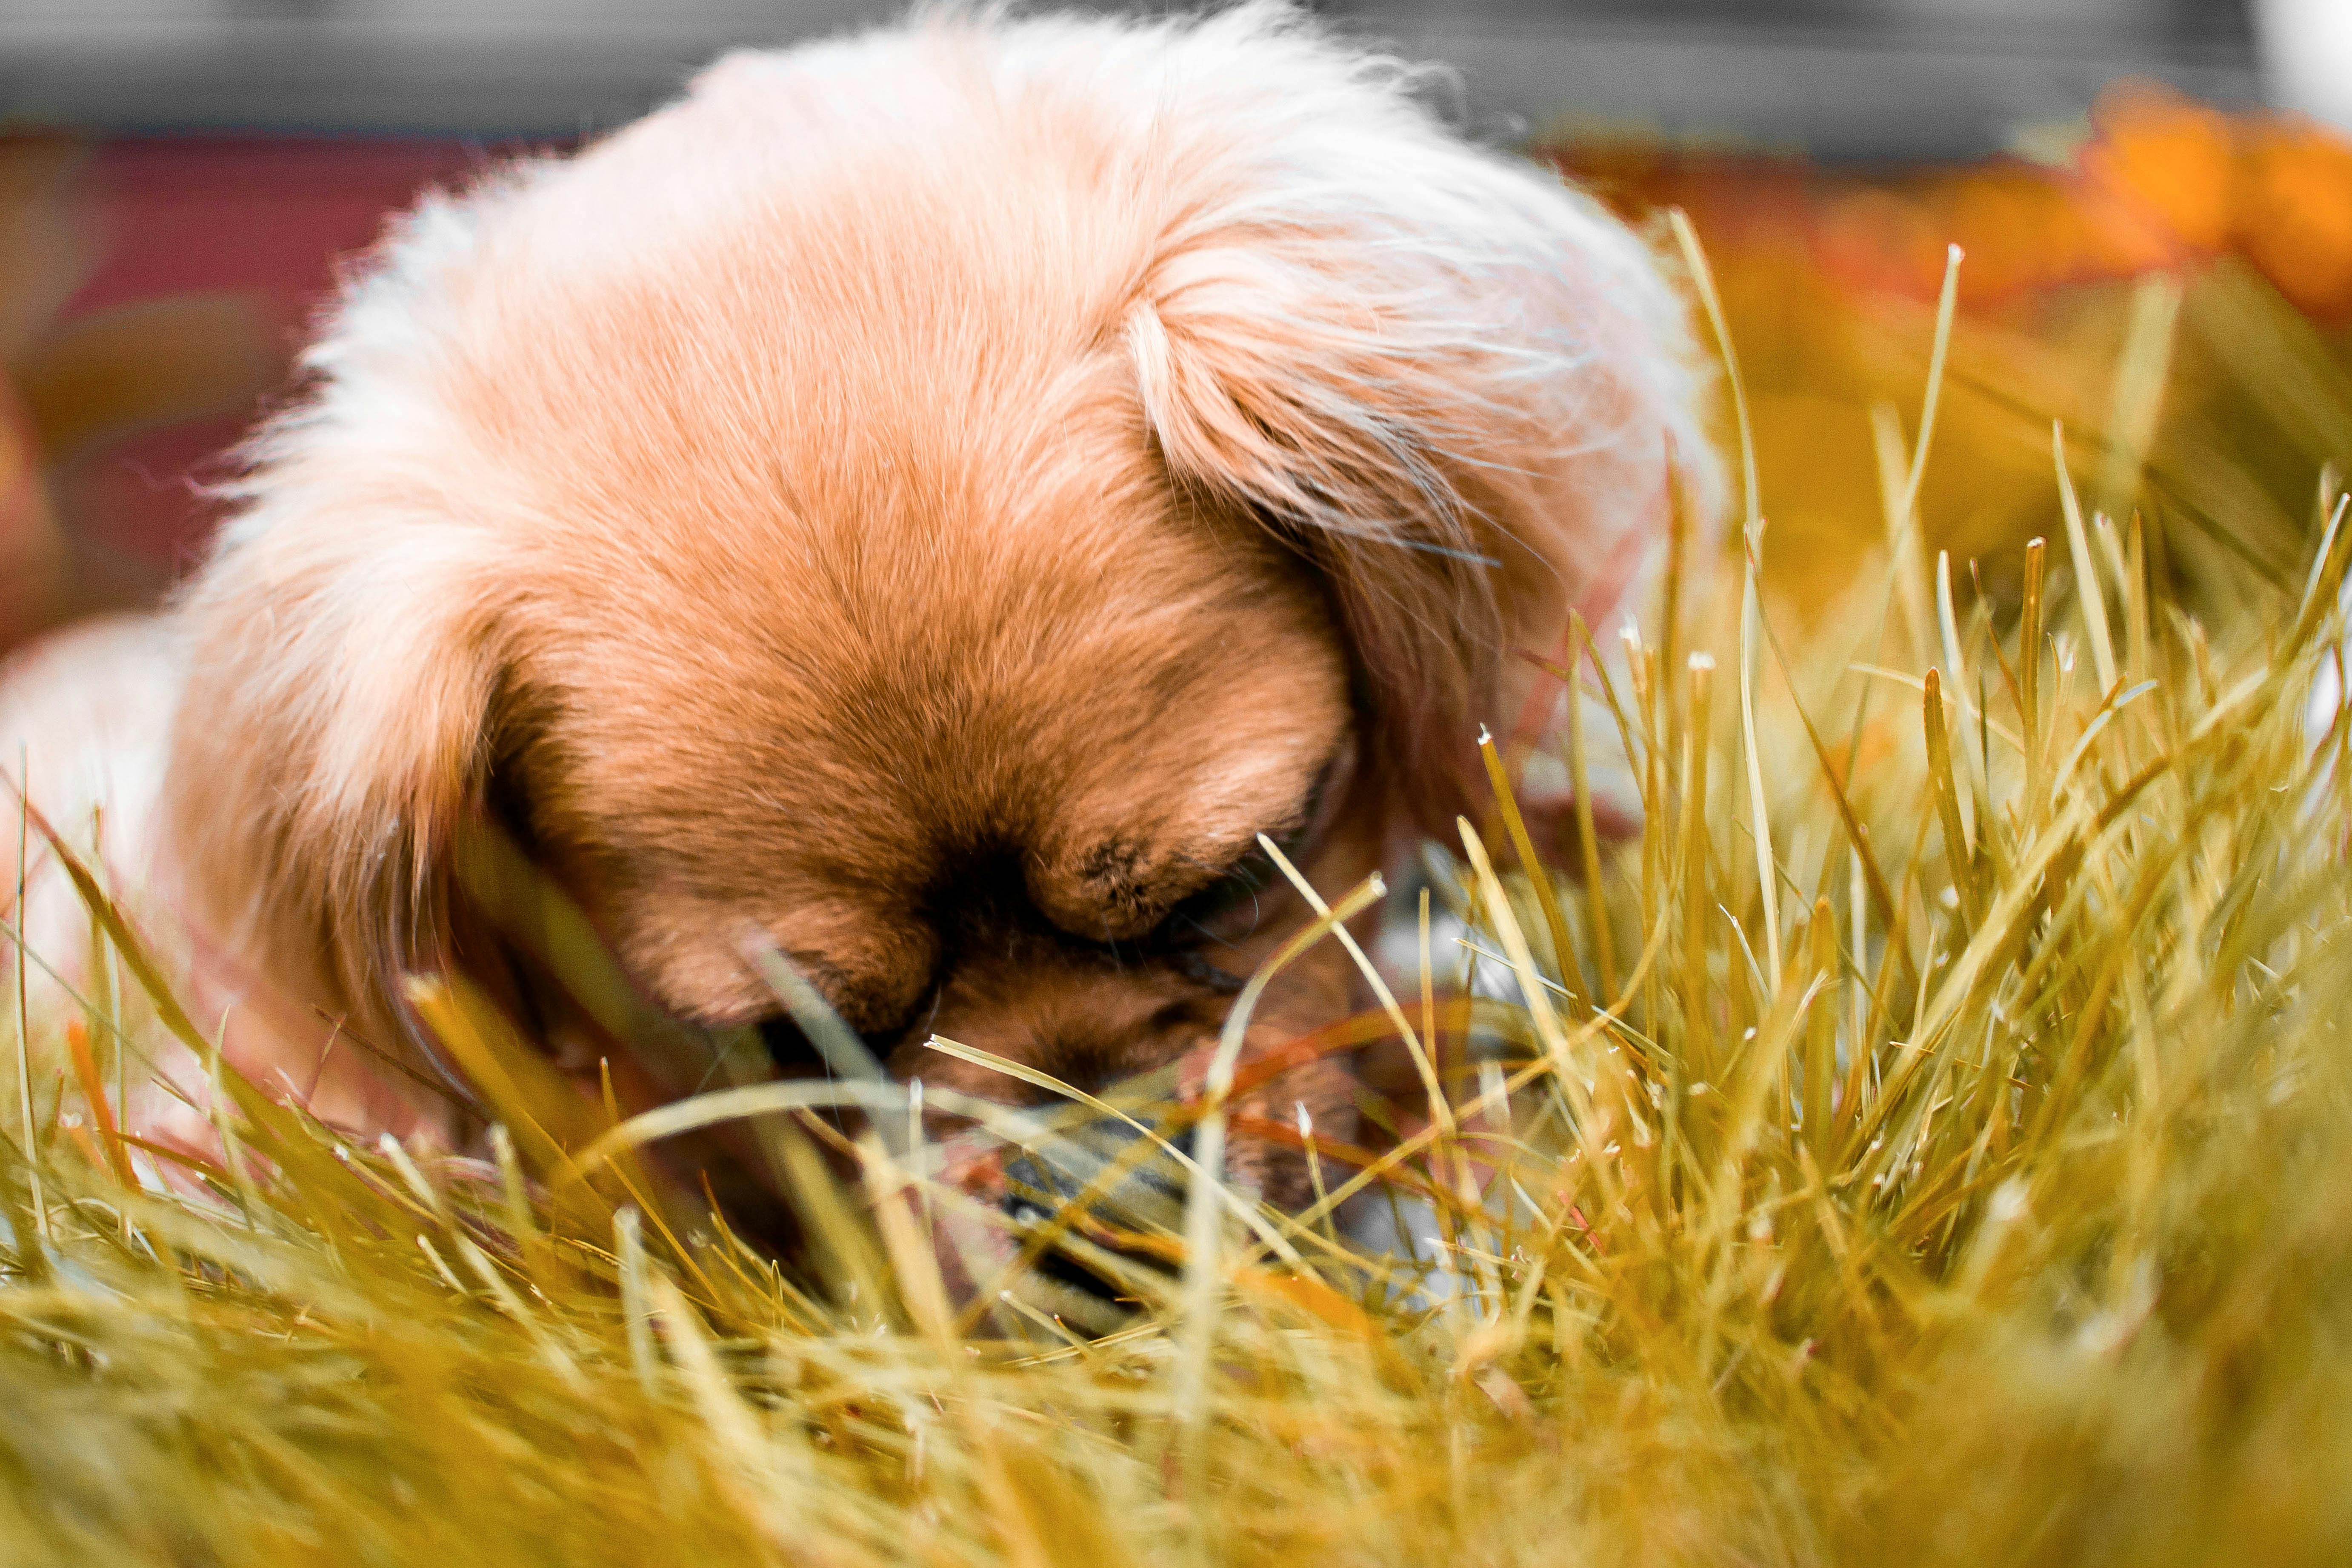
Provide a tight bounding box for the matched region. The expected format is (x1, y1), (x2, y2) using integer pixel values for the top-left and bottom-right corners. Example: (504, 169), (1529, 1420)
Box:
(0, 0), (2265, 158)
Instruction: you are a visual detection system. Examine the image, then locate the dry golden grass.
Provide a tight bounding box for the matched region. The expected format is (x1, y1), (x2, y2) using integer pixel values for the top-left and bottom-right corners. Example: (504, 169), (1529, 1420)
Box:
(5, 243), (2352, 1566)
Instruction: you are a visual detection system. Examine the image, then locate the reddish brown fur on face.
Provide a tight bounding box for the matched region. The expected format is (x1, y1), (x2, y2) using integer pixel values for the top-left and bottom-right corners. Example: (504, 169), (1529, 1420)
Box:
(483, 352), (1351, 1041)
(152, 7), (1714, 1245)
(523, 522), (1349, 1031)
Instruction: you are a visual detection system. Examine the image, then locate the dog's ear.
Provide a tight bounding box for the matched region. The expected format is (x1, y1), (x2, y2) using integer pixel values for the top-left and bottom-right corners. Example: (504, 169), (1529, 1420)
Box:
(1120, 18), (1720, 835)
(164, 466), (510, 1062)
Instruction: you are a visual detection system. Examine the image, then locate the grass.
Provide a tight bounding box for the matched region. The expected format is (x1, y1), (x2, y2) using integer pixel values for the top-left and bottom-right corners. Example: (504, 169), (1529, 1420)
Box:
(6, 256), (2352, 1566)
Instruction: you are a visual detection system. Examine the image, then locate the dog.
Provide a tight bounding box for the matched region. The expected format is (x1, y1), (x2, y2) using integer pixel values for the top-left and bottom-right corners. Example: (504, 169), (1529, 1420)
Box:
(0, 3), (1713, 1297)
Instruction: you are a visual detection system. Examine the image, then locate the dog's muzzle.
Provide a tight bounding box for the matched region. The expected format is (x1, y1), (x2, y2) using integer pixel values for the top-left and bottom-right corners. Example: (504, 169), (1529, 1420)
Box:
(996, 1112), (1197, 1312)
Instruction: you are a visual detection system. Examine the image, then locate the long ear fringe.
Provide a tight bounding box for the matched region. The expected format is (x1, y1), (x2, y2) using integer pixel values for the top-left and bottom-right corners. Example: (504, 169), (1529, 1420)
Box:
(1104, 3), (1723, 826)
(163, 523), (508, 1063)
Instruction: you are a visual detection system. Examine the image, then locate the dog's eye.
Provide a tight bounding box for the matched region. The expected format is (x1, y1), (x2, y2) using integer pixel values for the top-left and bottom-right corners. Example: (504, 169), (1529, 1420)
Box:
(1166, 844), (1286, 948)
(1160, 748), (1346, 950)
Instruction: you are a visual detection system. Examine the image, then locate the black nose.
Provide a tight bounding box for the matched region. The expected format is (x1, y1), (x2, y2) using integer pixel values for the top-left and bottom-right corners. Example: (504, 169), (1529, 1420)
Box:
(758, 1013), (901, 1075)
(757, 1014), (818, 1071)
(1002, 1117), (1193, 1308)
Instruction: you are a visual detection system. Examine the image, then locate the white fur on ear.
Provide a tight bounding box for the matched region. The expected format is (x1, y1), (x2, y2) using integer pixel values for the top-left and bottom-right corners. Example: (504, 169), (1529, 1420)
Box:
(166, 523), (509, 1055)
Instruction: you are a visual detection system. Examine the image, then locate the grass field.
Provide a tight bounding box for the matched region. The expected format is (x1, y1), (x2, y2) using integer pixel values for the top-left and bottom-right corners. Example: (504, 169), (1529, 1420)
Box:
(4, 238), (2352, 1567)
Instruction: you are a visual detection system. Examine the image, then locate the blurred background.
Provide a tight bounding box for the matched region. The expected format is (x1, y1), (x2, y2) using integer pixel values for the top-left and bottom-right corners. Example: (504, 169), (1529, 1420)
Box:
(3, 0), (2351, 646)
(0, 1), (2283, 149)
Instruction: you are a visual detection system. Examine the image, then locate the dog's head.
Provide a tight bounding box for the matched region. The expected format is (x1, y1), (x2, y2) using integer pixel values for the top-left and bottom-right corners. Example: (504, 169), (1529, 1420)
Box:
(163, 7), (1714, 1260)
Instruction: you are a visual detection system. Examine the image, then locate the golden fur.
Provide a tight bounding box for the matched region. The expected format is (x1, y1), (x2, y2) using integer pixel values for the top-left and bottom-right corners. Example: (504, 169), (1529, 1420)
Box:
(3, 4), (1713, 1254)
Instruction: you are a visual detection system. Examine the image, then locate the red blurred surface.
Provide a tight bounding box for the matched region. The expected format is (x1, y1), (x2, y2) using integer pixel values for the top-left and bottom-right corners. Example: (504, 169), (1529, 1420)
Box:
(0, 135), (537, 643)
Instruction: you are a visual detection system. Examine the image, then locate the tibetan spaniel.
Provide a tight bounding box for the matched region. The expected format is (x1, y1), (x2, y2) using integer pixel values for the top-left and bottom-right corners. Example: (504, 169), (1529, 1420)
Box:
(0, 3), (1713, 1294)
